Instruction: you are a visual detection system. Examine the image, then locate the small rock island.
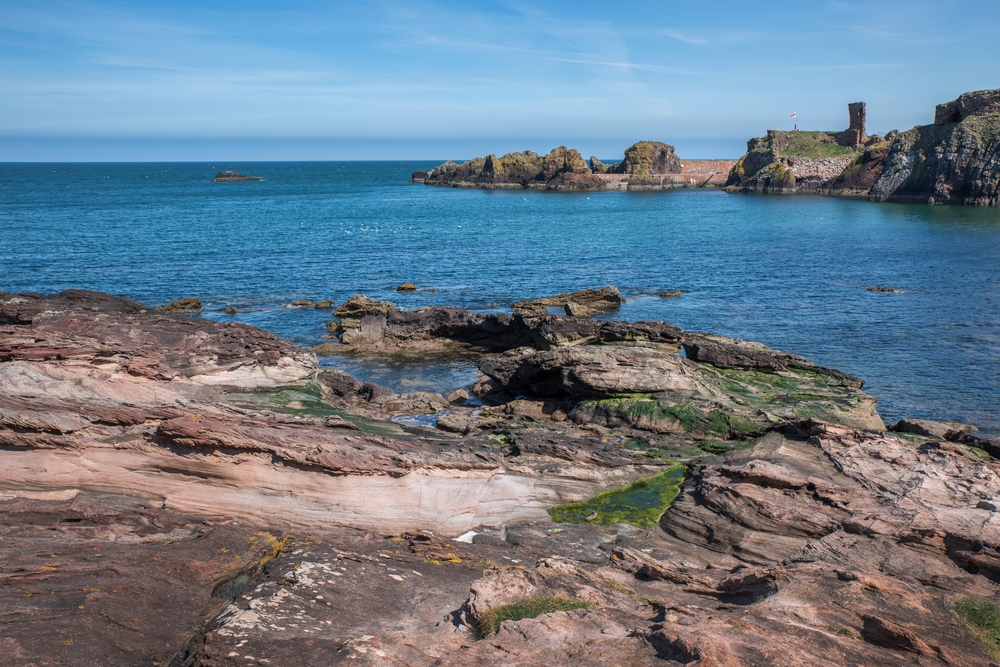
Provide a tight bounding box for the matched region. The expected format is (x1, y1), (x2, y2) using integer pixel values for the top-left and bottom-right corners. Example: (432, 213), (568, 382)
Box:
(211, 170), (263, 182)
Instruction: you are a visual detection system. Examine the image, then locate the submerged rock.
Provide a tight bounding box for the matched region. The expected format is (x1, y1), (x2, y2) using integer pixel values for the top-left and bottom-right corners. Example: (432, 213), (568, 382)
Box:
(211, 170), (263, 182)
(155, 296), (201, 313)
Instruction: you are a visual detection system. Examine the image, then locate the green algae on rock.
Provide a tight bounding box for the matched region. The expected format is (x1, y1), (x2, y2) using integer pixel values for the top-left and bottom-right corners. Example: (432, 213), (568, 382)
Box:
(477, 597), (595, 636)
(955, 597), (1000, 661)
(548, 466), (685, 528)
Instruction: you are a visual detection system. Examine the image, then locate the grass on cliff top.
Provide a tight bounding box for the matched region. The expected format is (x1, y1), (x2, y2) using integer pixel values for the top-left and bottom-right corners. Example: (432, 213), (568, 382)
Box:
(771, 131), (858, 158)
(478, 597), (595, 636)
(548, 466), (685, 528)
(956, 597), (1000, 661)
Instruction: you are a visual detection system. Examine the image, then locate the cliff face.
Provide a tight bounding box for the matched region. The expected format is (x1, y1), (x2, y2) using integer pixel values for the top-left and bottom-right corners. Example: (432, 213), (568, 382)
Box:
(870, 104), (1000, 205)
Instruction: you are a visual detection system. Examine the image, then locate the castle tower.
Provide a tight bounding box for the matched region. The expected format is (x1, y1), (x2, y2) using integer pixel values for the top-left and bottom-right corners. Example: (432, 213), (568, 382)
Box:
(847, 102), (866, 145)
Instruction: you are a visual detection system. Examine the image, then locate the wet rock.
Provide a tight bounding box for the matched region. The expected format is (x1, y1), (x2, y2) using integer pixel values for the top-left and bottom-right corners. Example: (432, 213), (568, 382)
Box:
(659, 290), (683, 298)
(866, 285), (900, 293)
(290, 299), (314, 308)
(396, 282), (417, 292)
(314, 299), (333, 308)
(564, 301), (598, 318)
(211, 171), (263, 182)
(891, 418), (978, 438)
(513, 286), (624, 313)
(155, 297), (202, 313)
(447, 388), (469, 404)
(223, 306), (238, 314)
(410, 170), (430, 181)
(332, 294), (397, 332)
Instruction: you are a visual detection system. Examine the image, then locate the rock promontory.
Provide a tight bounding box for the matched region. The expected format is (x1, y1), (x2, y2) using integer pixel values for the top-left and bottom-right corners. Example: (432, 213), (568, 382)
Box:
(420, 142), (733, 191)
(727, 89), (1000, 205)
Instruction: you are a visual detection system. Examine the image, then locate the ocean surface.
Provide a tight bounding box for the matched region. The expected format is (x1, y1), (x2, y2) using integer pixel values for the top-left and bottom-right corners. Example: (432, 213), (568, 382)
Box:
(1, 161), (998, 433)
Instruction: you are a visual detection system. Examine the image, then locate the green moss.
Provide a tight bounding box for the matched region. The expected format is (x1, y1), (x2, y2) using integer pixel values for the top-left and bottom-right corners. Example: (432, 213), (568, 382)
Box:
(478, 597), (595, 635)
(224, 384), (402, 434)
(964, 445), (992, 462)
(548, 466), (685, 528)
(956, 597), (1000, 661)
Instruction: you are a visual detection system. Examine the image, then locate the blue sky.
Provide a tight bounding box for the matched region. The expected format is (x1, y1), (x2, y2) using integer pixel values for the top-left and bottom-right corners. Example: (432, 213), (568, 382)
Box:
(1, 0), (997, 160)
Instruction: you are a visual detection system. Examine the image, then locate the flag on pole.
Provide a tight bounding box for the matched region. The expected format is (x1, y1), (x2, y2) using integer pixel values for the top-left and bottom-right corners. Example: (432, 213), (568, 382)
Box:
(791, 112), (797, 119)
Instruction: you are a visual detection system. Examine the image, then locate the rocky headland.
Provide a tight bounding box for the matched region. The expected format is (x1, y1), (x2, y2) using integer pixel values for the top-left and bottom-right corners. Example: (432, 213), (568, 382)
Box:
(418, 142), (734, 191)
(727, 89), (1000, 205)
(3, 288), (1000, 666)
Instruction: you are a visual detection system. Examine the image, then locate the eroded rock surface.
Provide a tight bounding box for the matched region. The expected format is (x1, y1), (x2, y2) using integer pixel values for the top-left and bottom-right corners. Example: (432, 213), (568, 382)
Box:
(3, 289), (999, 666)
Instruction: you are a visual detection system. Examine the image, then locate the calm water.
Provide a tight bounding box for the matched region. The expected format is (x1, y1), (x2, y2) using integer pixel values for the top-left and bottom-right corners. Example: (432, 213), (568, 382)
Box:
(1, 162), (998, 432)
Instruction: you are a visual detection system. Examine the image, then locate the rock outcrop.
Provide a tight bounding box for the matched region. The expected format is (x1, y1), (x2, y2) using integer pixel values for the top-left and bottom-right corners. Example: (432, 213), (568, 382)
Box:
(424, 142), (730, 191)
(512, 285), (624, 316)
(728, 90), (1000, 205)
(725, 104), (869, 194)
(870, 92), (1000, 205)
(4, 288), (1000, 666)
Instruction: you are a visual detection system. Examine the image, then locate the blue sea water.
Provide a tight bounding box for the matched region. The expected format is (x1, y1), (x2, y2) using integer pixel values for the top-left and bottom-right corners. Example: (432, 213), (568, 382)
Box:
(1, 161), (998, 433)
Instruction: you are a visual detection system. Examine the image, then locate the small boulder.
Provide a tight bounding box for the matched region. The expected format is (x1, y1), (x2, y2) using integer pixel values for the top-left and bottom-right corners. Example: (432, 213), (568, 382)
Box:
(447, 389), (469, 405)
(866, 286), (900, 293)
(660, 290), (683, 298)
(290, 300), (314, 308)
(396, 283), (417, 292)
(315, 300), (333, 309)
(223, 306), (238, 314)
(155, 297), (202, 313)
(332, 295), (397, 329)
(410, 170), (430, 182)
(564, 302), (598, 318)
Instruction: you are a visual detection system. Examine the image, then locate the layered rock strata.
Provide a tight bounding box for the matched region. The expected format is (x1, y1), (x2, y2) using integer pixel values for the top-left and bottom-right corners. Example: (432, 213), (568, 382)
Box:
(4, 289), (1000, 666)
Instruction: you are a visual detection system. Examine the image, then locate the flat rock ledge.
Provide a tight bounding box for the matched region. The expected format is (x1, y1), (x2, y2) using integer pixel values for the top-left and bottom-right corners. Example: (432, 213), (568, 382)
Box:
(2, 288), (999, 667)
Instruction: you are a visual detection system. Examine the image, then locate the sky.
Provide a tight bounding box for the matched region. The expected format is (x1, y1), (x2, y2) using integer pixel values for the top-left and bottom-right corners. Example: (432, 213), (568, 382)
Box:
(1, 0), (997, 161)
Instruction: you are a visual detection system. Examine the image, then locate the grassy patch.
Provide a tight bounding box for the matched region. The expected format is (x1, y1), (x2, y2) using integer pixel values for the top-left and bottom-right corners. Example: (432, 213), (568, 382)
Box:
(478, 597), (594, 635)
(548, 466), (685, 528)
(956, 597), (1000, 661)
(781, 132), (857, 157)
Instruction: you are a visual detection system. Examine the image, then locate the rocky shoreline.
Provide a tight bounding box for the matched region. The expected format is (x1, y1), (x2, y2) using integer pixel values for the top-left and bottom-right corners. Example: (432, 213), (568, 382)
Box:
(418, 88), (1000, 205)
(3, 288), (1000, 665)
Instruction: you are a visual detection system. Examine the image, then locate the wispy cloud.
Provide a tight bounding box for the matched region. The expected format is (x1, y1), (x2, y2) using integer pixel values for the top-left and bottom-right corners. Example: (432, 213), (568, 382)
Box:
(660, 29), (709, 46)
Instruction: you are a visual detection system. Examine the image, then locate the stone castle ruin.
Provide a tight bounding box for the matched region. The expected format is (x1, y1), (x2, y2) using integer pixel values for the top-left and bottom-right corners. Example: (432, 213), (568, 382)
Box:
(840, 101), (867, 146)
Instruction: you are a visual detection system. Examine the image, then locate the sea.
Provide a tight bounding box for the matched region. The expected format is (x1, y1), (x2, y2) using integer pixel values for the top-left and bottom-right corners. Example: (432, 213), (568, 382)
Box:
(1, 161), (998, 433)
